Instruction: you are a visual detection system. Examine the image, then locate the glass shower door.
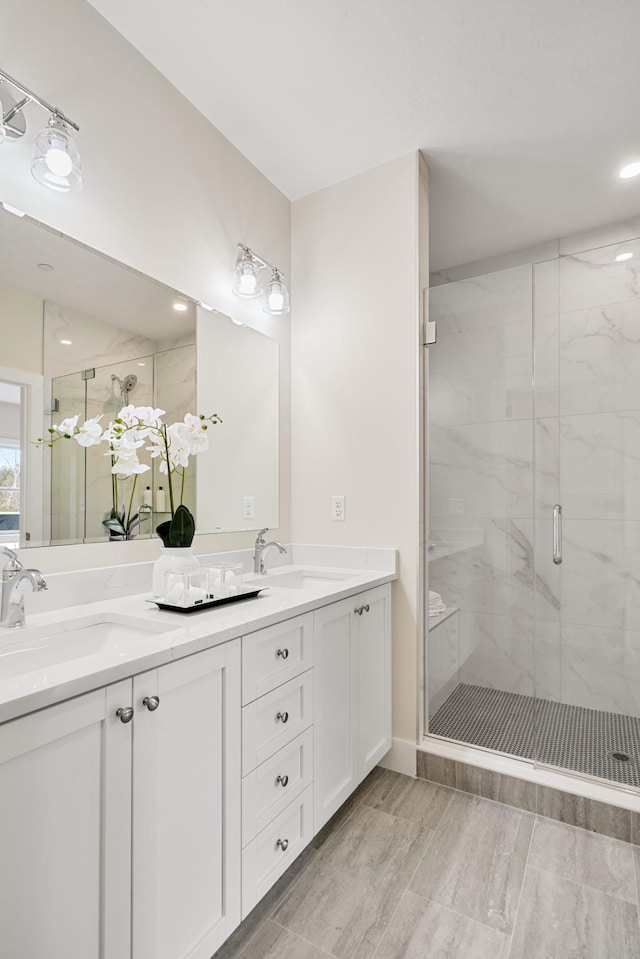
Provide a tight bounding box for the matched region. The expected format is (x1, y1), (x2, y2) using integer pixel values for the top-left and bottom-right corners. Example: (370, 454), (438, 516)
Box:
(533, 236), (640, 788)
(426, 264), (538, 757)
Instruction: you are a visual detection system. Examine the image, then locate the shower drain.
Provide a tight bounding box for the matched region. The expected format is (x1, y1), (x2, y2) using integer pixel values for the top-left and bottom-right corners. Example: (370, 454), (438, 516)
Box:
(610, 751), (631, 762)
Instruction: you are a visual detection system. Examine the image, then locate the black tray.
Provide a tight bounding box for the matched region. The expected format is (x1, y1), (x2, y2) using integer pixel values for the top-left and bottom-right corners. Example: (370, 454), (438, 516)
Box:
(148, 587), (265, 614)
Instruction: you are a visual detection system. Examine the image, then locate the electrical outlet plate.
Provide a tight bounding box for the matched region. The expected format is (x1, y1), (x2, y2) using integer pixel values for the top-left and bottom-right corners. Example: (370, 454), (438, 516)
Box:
(331, 495), (345, 521)
(243, 496), (255, 519)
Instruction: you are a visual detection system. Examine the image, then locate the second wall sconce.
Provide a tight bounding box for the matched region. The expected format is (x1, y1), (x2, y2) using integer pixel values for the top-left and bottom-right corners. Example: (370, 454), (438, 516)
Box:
(232, 243), (290, 315)
(0, 68), (82, 193)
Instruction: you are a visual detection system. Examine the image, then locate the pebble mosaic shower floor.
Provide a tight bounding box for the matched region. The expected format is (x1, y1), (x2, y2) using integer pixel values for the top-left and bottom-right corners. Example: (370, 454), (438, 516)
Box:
(429, 683), (640, 787)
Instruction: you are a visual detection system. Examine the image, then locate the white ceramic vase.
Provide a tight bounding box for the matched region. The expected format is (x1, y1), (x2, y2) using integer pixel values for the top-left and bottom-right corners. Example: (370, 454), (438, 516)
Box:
(152, 545), (201, 598)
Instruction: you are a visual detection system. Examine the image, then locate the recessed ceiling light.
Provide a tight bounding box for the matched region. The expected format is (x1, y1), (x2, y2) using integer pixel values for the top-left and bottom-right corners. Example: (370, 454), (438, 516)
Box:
(619, 162), (640, 179)
(37, 262), (54, 271)
(616, 252), (633, 262)
(173, 301), (188, 312)
(60, 339), (72, 345)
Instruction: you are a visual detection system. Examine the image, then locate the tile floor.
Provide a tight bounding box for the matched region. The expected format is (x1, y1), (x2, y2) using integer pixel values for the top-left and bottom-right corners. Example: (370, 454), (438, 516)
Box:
(214, 767), (640, 959)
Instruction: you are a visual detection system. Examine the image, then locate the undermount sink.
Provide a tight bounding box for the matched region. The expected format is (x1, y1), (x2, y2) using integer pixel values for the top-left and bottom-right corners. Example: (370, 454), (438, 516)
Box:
(0, 613), (177, 680)
(253, 569), (357, 590)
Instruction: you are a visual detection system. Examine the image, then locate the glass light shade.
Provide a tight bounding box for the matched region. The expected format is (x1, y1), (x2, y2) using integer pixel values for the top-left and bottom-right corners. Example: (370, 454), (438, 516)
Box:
(31, 117), (83, 193)
(263, 271), (290, 315)
(232, 254), (262, 298)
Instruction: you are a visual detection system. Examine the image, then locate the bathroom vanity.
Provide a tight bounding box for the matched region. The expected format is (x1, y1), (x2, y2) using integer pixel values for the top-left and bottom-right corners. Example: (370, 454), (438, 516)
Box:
(0, 551), (395, 959)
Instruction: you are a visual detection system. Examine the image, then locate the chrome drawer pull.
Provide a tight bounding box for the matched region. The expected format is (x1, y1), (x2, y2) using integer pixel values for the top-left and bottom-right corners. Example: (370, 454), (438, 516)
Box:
(355, 606), (363, 615)
(277, 838), (289, 851)
(277, 648), (289, 659)
(142, 695), (160, 712)
(276, 774), (289, 787)
(116, 706), (134, 724)
(276, 711), (289, 723)
(363, 604), (370, 613)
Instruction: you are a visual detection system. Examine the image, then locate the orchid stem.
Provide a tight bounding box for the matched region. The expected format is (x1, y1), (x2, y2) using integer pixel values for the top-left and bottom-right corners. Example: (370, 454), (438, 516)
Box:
(161, 424), (175, 517)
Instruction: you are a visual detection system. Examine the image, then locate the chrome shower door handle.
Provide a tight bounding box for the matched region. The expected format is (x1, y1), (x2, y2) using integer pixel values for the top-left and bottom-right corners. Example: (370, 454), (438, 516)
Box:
(553, 504), (563, 565)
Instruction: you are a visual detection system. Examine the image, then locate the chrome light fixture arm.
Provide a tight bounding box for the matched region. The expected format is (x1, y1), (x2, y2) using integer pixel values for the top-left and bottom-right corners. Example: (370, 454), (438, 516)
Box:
(0, 69), (80, 132)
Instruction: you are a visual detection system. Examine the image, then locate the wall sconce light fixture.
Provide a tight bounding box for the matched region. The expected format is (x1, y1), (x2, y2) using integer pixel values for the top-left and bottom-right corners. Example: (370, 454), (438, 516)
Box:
(0, 68), (82, 193)
(232, 243), (290, 315)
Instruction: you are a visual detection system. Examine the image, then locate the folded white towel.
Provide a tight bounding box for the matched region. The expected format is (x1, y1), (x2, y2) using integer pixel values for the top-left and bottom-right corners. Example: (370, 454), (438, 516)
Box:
(428, 590), (442, 604)
(429, 603), (447, 616)
(165, 583), (207, 606)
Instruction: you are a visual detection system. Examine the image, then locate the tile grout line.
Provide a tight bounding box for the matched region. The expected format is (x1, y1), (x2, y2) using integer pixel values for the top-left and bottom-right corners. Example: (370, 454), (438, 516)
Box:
(269, 918), (340, 958)
(369, 800), (449, 959)
(424, 769), (637, 847)
(525, 862), (640, 905)
(504, 810), (537, 959)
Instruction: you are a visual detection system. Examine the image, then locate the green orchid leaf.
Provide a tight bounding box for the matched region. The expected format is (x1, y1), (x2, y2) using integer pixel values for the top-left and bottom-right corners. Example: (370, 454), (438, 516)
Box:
(168, 504), (195, 547)
(103, 518), (127, 535)
(155, 519), (172, 547)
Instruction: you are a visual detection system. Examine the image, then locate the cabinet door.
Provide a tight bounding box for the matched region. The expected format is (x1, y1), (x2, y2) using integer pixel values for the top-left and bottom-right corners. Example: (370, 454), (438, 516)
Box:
(132, 640), (241, 959)
(0, 682), (132, 959)
(313, 596), (358, 831)
(357, 584), (392, 779)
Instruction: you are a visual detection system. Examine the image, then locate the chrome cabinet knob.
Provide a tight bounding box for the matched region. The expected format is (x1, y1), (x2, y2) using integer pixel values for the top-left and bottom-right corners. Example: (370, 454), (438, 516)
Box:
(277, 648), (289, 659)
(276, 711), (289, 724)
(276, 774), (289, 787)
(277, 838), (289, 851)
(142, 695), (160, 712)
(116, 706), (134, 724)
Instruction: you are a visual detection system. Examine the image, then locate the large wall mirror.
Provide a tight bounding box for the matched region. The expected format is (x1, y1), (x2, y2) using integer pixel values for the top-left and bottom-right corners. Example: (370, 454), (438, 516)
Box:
(0, 206), (279, 548)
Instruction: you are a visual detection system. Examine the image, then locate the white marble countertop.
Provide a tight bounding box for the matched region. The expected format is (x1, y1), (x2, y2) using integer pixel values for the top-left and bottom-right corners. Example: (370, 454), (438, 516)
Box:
(0, 561), (396, 725)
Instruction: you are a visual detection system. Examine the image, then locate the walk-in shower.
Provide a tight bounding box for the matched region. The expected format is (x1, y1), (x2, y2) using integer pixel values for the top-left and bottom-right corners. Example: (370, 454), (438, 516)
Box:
(425, 218), (640, 791)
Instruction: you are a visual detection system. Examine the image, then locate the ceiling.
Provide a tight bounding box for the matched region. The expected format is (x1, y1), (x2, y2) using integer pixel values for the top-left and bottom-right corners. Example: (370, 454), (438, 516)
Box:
(87, 0), (640, 271)
(0, 208), (196, 340)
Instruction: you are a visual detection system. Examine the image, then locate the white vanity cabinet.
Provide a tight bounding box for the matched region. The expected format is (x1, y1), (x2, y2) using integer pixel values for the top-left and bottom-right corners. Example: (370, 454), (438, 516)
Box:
(0, 639), (241, 959)
(131, 641), (241, 959)
(313, 583), (392, 830)
(0, 681), (132, 959)
(240, 613), (315, 917)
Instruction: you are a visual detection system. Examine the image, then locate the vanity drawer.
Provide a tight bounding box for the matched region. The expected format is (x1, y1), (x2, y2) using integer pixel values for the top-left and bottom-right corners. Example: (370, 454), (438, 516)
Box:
(242, 670), (313, 775)
(241, 784), (314, 918)
(242, 613), (313, 704)
(242, 727), (313, 846)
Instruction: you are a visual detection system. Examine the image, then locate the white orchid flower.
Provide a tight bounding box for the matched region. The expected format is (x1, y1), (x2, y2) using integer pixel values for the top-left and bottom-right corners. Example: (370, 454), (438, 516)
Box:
(115, 405), (166, 439)
(111, 455), (151, 476)
(177, 413), (209, 454)
(75, 416), (104, 447)
(55, 415), (79, 434)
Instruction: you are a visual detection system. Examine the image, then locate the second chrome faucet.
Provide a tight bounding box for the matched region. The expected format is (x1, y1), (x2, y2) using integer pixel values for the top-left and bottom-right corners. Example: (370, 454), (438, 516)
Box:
(253, 528), (287, 575)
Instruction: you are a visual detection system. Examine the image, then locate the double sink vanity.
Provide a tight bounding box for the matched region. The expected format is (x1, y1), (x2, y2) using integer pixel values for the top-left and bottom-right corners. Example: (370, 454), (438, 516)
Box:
(0, 546), (395, 959)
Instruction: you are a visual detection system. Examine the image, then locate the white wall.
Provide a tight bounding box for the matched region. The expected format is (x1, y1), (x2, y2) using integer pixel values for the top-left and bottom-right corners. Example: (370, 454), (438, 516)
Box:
(0, 285), (43, 374)
(291, 153), (426, 747)
(2, 0), (291, 571)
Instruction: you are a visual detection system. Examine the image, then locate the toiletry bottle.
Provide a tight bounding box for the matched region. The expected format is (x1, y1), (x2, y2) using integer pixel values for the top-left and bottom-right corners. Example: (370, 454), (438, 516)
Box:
(143, 486), (153, 508)
(156, 485), (166, 512)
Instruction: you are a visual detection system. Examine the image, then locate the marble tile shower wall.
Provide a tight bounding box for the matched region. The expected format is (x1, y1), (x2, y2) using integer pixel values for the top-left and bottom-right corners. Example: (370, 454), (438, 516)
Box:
(429, 263), (538, 702)
(428, 224), (640, 720)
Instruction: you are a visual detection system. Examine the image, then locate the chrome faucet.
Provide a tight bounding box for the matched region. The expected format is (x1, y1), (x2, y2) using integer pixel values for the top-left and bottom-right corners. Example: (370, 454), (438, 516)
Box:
(253, 528), (287, 575)
(1, 548), (48, 628)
